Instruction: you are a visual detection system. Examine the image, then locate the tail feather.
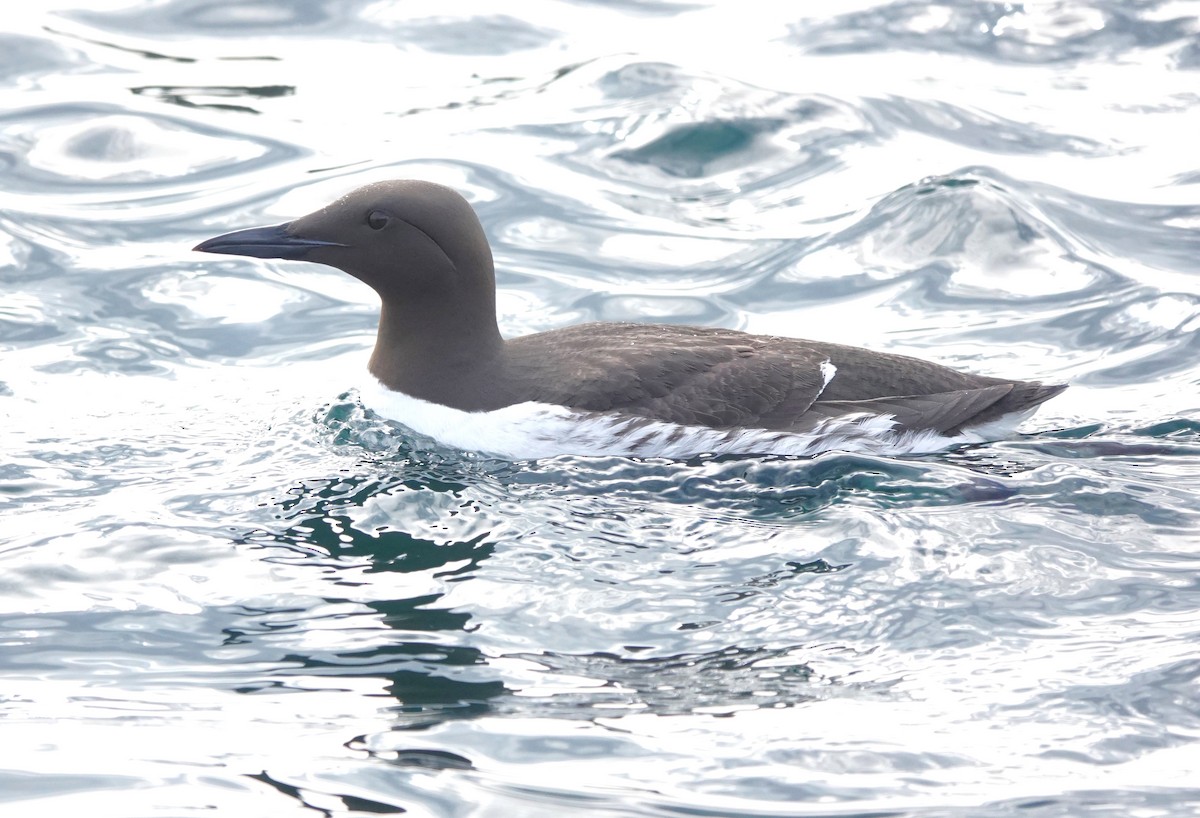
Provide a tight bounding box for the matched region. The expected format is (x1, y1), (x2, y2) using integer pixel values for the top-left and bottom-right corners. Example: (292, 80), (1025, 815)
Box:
(972, 381), (1067, 427)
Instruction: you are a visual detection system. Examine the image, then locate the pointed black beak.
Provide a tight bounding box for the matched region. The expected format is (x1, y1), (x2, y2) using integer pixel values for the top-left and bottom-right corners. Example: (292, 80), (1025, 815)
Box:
(193, 223), (345, 260)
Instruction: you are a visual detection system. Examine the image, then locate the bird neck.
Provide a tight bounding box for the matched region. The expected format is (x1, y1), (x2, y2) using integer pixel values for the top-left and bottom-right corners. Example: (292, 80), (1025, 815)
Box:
(368, 298), (505, 401)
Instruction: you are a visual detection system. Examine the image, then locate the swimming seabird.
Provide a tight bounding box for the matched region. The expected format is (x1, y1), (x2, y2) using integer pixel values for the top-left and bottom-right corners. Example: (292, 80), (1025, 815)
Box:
(194, 180), (1065, 459)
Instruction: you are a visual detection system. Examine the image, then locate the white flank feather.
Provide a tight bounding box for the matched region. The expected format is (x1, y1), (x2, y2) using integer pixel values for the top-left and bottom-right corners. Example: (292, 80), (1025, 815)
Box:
(818, 360), (837, 394)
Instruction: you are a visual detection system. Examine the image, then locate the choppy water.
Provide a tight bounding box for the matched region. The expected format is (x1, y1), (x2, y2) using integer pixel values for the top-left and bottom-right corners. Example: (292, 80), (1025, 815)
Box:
(4, 1), (1200, 815)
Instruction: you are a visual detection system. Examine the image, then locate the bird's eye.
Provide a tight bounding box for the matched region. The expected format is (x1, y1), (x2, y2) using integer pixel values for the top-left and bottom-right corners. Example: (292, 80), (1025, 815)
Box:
(367, 210), (390, 230)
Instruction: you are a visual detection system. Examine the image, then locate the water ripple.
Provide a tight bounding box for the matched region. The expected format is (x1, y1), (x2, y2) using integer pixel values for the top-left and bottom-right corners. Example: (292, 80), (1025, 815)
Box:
(5, 1), (1200, 815)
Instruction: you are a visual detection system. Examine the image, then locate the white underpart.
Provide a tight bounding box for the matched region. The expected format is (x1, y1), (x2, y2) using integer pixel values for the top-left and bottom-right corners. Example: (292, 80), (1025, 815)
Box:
(360, 379), (1033, 460)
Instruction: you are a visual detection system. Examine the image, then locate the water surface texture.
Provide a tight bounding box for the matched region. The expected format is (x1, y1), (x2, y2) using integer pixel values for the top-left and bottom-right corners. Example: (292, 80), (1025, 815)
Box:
(4, 2), (1200, 815)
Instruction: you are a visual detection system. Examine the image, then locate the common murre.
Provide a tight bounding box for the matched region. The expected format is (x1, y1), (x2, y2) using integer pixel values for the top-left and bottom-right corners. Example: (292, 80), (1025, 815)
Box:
(194, 180), (1066, 459)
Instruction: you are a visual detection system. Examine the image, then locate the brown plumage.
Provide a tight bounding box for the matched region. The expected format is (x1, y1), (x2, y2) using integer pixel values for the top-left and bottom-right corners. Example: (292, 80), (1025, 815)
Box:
(194, 180), (1065, 450)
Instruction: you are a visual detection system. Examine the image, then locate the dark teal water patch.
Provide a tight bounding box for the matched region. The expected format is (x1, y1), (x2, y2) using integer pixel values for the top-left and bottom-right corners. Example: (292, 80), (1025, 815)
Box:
(1135, 418), (1200, 439)
(613, 119), (783, 178)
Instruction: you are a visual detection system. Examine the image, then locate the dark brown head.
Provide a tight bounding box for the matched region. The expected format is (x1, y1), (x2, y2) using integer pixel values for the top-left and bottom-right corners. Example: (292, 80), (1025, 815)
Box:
(194, 179), (495, 303)
(194, 180), (503, 371)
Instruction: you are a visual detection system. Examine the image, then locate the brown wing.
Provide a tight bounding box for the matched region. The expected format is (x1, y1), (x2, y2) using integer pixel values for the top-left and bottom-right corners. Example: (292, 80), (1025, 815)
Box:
(507, 323), (833, 429)
(504, 322), (1065, 433)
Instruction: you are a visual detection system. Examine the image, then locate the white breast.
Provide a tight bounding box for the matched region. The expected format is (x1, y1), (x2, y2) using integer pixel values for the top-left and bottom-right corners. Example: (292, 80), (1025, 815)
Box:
(358, 380), (1028, 460)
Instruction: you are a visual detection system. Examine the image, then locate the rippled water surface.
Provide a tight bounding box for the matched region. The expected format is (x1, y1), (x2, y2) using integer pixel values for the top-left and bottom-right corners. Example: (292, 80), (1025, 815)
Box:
(4, 1), (1200, 815)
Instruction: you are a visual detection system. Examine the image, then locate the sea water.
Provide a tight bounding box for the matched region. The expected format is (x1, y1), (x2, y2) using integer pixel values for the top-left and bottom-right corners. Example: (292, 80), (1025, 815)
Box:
(3, 2), (1200, 815)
